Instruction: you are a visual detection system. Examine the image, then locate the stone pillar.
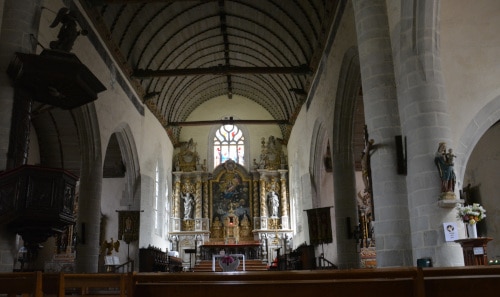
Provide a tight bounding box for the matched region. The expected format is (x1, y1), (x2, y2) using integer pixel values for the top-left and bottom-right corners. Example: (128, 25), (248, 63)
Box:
(0, 0), (41, 272)
(396, 0), (462, 266)
(68, 103), (104, 273)
(352, 0), (412, 266)
(75, 156), (102, 273)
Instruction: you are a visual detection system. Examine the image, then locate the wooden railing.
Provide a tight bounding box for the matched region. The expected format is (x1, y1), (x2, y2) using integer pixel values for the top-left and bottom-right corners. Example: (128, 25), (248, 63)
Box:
(108, 260), (135, 273)
(0, 266), (499, 296)
(317, 253), (338, 269)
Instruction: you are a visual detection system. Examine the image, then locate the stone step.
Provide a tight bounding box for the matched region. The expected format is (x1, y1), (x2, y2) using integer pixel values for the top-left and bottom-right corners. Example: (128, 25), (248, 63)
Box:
(193, 260), (269, 272)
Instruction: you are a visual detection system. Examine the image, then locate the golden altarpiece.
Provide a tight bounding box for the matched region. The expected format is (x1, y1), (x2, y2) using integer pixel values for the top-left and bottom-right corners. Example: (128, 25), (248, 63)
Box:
(169, 137), (292, 268)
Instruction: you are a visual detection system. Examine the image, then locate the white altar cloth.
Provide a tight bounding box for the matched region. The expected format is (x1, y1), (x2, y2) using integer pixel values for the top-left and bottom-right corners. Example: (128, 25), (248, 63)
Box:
(212, 254), (245, 271)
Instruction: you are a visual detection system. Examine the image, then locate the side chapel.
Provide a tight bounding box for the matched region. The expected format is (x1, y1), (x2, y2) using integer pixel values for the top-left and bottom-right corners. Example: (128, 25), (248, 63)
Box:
(170, 137), (291, 266)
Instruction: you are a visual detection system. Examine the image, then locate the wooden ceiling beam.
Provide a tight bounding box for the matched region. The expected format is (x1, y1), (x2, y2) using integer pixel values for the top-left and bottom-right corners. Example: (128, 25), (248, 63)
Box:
(132, 65), (312, 78)
(94, 0), (219, 3)
(167, 119), (290, 127)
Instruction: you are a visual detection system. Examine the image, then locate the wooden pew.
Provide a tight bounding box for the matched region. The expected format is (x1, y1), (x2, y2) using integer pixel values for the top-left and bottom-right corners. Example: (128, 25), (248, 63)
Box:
(42, 273), (60, 296)
(50, 273), (128, 297)
(0, 271), (42, 297)
(422, 266), (500, 297)
(129, 266), (500, 297)
(1, 265), (499, 297)
(130, 268), (423, 297)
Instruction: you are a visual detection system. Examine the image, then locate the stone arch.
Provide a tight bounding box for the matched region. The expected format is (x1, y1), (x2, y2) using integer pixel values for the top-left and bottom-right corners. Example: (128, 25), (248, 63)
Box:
(109, 124), (141, 210)
(331, 46), (362, 268)
(456, 96), (500, 185)
(308, 120), (323, 207)
(455, 96), (500, 248)
(461, 118), (500, 257)
(309, 120), (333, 209)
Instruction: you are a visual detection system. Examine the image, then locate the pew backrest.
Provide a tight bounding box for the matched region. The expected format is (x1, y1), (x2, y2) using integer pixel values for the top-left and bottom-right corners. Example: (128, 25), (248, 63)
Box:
(48, 273), (127, 297)
(0, 271), (42, 297)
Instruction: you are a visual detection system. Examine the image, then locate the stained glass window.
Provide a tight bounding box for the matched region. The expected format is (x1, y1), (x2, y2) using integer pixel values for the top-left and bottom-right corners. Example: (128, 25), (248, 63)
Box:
(214, 124), (245, 168)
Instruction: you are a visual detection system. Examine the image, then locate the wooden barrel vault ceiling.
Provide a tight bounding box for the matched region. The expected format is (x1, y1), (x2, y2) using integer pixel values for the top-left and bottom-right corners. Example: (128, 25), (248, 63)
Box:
(81, 0), (343, 145)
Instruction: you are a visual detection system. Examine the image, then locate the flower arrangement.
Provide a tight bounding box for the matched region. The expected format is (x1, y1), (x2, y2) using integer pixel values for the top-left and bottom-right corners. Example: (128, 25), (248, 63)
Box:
(457, 203), (486, 225)
(221, 255), (234, 265)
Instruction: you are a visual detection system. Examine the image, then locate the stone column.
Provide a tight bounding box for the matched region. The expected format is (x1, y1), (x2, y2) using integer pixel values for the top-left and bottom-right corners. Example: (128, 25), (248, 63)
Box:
(73, 105), (103, 273)
(396, 0), (462, 266)
(75, 155), (102, 273)
(352, 0), (412, 266)
(0, 0), (41, 272)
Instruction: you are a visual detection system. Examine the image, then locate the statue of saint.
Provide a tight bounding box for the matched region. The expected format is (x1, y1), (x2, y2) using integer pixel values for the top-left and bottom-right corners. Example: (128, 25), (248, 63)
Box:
(434, 142), (456, 193)
(267, 190), (280, 217)
(182, 193), (194, 219)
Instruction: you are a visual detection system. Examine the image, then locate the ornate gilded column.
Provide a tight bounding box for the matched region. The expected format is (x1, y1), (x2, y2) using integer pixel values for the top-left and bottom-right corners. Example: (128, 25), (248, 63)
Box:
(195, 173), (202, 219)
(259, 172), (268, 229)
(278, 170), (289, 229)
(172, 172), (182, 232)
(252, 172), (260, 228)
(194, 173), (203, 231)
(203, 176), (209, 219)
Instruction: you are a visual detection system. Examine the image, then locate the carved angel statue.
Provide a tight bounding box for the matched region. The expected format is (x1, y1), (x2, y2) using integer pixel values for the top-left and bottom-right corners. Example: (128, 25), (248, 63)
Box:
(101, 238), (120, 255)
(49, 8), (87, 52)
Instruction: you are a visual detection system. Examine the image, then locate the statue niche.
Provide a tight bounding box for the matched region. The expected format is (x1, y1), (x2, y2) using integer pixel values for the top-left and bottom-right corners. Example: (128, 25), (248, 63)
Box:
(210, 217), (223, 239)
(223, 203), (239, 244)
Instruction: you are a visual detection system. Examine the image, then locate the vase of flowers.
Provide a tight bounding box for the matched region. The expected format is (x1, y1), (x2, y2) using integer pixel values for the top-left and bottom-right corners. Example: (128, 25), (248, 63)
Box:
(456, 203), (486, 238)
(219, 255), (240, 272)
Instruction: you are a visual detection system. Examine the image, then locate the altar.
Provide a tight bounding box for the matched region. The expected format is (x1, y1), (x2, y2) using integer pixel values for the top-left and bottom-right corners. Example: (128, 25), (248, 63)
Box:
(200, 242), (261, 260)
(212, 254), (246, 271)
(170, 143), (292, 265)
